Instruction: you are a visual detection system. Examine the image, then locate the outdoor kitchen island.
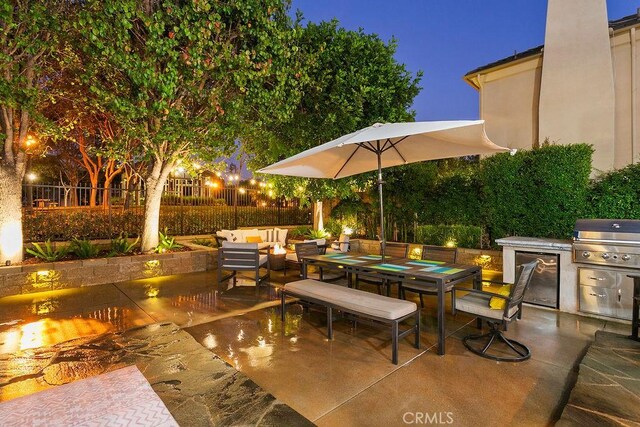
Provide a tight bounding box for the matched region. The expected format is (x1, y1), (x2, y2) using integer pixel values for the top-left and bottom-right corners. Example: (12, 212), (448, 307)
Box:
(499, 219), (640, 323)
(497, 236), (579, 314)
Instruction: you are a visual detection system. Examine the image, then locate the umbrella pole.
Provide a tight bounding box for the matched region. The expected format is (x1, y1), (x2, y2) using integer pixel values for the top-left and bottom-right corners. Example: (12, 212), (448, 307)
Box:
(377, 149), (385, 262)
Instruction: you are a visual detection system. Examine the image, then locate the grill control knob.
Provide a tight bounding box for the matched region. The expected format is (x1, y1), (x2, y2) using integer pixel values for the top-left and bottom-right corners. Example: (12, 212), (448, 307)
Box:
(622, 254), (631, 261)
(582, 251), (591, 258)
(602, 253), (610, 260)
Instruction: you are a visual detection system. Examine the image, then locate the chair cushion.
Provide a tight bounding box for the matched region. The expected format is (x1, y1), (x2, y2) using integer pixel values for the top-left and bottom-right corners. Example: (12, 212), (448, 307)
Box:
(456, 293), (518, 320)
(489, 285), (511, 310)
(285, 279), (417, 320)
(221, 241), (259, 249)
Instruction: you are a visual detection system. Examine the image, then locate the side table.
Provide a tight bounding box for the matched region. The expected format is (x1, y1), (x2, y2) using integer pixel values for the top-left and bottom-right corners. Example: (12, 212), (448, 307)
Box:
(269, 252), (286, 271)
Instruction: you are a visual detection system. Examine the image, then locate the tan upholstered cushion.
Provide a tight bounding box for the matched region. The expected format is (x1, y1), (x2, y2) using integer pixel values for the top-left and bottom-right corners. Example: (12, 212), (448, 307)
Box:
(456, 293), (518, 320)
(285, 279), (417, 320)
(221, 241), (259, 249)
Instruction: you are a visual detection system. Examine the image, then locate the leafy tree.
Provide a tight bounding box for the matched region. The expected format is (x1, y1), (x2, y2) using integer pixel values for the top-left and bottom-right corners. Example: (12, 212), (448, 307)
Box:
(249, 19), (422, 202)
(74, 0), (303, 251)
(0, 0), (62, 263)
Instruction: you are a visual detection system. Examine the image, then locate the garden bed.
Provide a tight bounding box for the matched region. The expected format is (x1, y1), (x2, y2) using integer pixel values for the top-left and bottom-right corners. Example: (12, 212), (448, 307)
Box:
(0, 243), (215, 299)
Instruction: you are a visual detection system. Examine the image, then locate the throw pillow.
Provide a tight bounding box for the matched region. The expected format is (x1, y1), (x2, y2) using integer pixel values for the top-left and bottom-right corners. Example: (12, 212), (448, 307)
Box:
(275, 228), (288, 244)
(489, 285), (511, 310)
(246, 236), (263, 243)
(229, 230), (244, 242)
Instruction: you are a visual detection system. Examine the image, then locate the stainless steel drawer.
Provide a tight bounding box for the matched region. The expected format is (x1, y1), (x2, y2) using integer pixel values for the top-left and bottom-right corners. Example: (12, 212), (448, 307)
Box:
(579, 268), (617, 288)
(579, 285), (618, 318)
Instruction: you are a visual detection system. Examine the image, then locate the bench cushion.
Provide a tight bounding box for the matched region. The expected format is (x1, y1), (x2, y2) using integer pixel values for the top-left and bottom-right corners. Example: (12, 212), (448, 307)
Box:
(285, 279), (417, 320)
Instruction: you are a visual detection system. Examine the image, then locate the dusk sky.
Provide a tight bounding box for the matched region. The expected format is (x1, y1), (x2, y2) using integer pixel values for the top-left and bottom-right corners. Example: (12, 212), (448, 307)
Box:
(290, 0), (637, 121)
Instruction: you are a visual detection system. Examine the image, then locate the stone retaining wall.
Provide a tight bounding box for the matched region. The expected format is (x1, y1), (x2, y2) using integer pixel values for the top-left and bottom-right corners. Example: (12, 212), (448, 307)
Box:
(0, 247), (216, 298)
(349, 239), (503, 271)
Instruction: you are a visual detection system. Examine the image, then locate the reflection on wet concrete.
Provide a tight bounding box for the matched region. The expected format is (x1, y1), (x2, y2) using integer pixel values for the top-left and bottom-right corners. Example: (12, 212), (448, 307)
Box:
(0, 322), (312, 425)
(0, 266), (631, 425)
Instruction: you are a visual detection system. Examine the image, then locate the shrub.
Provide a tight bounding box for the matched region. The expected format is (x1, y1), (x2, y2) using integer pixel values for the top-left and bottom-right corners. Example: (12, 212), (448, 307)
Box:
(70, 238), (101, 259)
(109, 233), (139, 256)
(588, 163), (640, 219)
(307, 229), (329, 239)
(156, 228), (183, 253)
(191, 238), (215, 247)
(25, 239), (70, 261)
(415, 225), (483, 249)
(481, 144), (592, 243)
(289, 225), (312, 239)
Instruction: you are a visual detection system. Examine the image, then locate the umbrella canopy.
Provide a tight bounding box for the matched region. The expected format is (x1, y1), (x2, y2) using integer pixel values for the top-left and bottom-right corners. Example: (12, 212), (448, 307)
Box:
(258, 120), (511, 258)
(258, 120), (510, 179)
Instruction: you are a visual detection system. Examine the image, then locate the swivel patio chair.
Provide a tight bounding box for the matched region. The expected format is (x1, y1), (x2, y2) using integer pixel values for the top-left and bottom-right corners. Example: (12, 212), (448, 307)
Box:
(400, 245), (458, 308)
(355, 242), (409, 296)
(216, 242), (270, 292)
(451, 260), (538, 362)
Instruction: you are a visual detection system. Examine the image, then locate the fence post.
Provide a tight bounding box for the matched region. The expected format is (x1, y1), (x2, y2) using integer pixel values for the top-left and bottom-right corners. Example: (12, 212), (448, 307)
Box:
(233, 187), (238, 230)
(277, 197), (282, 226)
(108, 187), (113, 237)
(180, 191), (185, 236)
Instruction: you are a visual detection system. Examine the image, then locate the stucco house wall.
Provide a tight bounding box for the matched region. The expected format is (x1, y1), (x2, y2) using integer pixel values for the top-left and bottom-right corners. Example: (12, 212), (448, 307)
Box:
(465, 2), (640, 173)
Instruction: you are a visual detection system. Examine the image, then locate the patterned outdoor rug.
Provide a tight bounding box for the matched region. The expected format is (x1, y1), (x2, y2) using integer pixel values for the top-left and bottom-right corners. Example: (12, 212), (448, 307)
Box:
(0, 365), (177, 426)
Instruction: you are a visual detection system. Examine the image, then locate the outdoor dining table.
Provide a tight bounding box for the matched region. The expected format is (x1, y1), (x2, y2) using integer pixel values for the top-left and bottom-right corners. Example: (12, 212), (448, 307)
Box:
(301, 253), (482, 356)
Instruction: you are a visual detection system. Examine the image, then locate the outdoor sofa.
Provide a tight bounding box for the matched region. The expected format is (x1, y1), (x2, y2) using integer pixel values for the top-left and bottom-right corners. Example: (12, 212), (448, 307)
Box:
(215, 227), (288, 249)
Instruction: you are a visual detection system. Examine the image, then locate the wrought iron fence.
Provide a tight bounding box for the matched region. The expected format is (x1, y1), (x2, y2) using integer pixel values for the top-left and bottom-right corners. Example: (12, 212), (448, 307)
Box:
(22, 183), (311, 242)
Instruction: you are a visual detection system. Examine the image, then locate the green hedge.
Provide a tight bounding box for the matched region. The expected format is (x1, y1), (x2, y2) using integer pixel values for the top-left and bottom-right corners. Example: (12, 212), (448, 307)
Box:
(588, 162), (640, 219)
(480, 144), (593, 242)
(415, 224), (483, 249)
(23, 205), (311, 242)
(333, 144), (600, 247)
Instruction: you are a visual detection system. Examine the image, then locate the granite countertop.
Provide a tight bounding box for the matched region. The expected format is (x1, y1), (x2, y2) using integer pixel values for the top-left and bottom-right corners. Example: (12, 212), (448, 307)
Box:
(495, 236), (573, 250)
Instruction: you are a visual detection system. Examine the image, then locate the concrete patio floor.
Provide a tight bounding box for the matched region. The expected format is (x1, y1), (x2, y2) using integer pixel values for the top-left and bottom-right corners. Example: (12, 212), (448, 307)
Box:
(0, 266), (630, 426)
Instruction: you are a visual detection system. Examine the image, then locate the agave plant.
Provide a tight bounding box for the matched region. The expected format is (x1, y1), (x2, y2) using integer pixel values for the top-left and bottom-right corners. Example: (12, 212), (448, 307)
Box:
(70, 238), (101, 259)
(109, 233), (139, 256)
(156, 228), (183, 253)
(307, 228), (329, 240)
(25, 240), (70, 262)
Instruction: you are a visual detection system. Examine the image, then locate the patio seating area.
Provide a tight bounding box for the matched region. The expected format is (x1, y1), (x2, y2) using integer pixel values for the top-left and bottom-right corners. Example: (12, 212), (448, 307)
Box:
(0, 260), (632, 425)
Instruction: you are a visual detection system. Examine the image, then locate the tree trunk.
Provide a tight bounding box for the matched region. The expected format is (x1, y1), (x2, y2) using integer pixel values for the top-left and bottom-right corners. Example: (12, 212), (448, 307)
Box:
(141, 159), (173, 252)
(0, 166), (25, 265)
(102, 177), (114, 207)
(89, 176), (98, 207)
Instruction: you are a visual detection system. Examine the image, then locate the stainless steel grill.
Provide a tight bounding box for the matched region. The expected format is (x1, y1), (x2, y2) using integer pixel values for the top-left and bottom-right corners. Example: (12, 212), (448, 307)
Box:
(573, 219), (639, 320)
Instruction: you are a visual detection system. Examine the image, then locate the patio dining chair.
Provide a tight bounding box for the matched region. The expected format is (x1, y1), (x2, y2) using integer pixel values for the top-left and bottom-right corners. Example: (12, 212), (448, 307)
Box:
(451, 260), (538, 362)
(284, 241), (325, 280)
(400, 245), (458, 308)
(216, 242), (270, 292)
(326, 234), (350, 254)
(355, 242), (409, 296)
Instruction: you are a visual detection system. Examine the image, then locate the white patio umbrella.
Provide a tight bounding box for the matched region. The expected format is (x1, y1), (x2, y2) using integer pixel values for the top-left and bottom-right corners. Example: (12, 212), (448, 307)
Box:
(258, 120), (511, 259)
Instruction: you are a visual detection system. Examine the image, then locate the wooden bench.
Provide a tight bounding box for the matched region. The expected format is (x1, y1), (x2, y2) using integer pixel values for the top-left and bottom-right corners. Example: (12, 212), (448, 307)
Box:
(281, 279), (420, 364)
